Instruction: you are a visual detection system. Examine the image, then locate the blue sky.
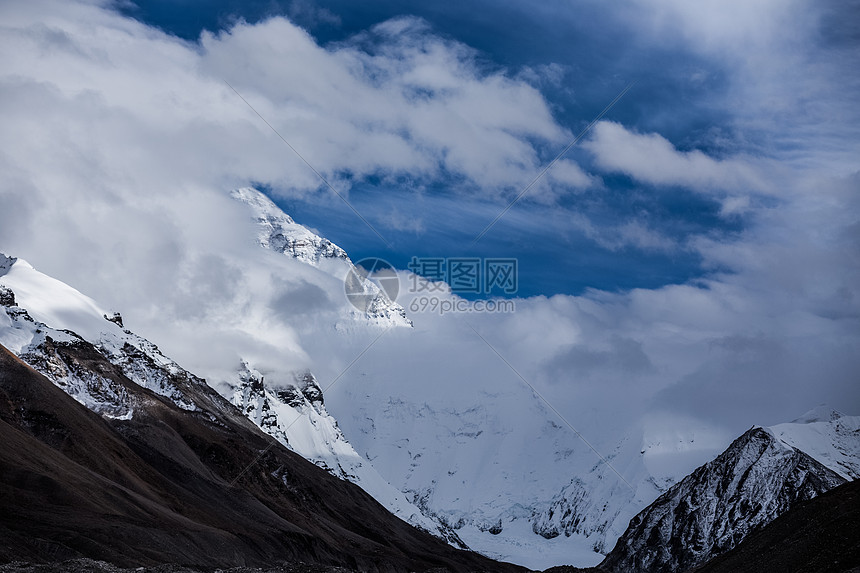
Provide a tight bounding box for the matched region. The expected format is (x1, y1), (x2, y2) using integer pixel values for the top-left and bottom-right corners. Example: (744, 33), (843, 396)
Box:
(116, 0), (761, 298)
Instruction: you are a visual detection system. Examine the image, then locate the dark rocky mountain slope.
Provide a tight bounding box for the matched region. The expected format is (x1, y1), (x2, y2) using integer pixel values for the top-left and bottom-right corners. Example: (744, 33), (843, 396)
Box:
(0, 343), (521, 573)
(691, 478), (860, 573)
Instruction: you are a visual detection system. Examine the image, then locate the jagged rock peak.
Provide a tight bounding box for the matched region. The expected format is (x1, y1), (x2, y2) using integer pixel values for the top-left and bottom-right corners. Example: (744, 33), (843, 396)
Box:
(295, 369), (324, 406)
(230, 187), (348, 265)
(103, 311), (123, 328)
(0, 285), (14, 307)
(0, 253), (16, 276)
(238, 359), (266, 393)
(235, 361), (326, 411)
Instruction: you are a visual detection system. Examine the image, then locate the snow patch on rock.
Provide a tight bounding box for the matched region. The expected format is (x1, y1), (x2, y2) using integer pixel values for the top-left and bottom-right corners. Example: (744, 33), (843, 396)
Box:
(229, 359), (463, 545)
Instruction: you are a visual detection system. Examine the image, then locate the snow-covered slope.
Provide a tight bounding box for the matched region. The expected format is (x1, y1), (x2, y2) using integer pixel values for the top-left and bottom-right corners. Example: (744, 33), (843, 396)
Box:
(229, 359), (463, 543)
(601, 424), (851, 573)
(770, 406), (860, 480)
(0, 255), (222, 415)
(312, 325), (673, 569)
(531, 433), (655, 554)
(0, 255), (123, 349)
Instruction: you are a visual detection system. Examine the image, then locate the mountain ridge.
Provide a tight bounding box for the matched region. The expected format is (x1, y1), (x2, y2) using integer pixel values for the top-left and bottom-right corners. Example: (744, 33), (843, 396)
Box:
(0, 332), (520, 571)
(600, 425), (849, 573)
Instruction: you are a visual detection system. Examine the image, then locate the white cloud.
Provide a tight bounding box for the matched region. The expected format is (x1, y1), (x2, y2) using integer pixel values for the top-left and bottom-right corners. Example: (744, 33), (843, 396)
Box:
(0, 0), (584, 341)
(631, 0), (806, 58)
(718, 195), (751, 216)
(584, 121), (768, 193)
(198, 14), (575, 195)
(627, 0), (860, 170)
(0, 1), (585, 220)
(555, 213), (680, 253)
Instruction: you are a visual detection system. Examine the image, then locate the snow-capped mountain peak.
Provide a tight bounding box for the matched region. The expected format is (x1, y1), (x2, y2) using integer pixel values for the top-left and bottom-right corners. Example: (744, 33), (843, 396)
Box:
(769, 407), (860, 480)
(230, 187), (348, 264)
(230, 187), (411, 326)
(0, 255), (122, 345)
(790, 404), (843, 424)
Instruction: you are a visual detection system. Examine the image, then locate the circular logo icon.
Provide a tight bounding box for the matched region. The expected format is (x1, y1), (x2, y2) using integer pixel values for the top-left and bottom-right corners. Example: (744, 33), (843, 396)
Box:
(344, 257), (400, 311)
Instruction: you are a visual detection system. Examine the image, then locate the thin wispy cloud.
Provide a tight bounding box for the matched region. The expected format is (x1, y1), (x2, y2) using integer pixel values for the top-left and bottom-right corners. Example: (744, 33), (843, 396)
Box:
(584, 121), (769, 193)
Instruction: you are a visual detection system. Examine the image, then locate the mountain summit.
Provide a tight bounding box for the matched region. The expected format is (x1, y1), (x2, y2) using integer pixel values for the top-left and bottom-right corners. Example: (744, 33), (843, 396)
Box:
(230, 187), (410, 327)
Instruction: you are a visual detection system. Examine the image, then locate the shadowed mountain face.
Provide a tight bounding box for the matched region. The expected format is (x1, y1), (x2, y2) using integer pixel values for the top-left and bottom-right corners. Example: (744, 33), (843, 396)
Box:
(692, 478), (860, 573)
(0, 343), (521, 573)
